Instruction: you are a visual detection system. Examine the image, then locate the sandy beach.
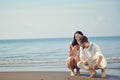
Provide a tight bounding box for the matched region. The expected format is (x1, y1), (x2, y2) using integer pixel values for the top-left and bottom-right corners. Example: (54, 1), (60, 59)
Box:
(0, 71), (120, 80)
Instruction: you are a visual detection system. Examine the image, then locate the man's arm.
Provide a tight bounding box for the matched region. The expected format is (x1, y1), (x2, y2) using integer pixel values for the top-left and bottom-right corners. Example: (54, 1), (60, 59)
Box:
(93, 55), (102, 70)
(80, 58), (88, 65)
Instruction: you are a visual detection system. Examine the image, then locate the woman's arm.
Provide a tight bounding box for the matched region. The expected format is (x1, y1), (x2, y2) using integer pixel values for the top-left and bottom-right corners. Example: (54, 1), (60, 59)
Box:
(68, 45), (78, 57)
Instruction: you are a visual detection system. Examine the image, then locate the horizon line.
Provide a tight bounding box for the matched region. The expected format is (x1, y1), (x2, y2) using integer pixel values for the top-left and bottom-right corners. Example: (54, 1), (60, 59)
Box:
(0, 35), (120, 40)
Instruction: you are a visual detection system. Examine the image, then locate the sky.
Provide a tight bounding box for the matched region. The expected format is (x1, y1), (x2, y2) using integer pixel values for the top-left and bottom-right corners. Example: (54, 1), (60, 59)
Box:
(0, 0), (120, 39)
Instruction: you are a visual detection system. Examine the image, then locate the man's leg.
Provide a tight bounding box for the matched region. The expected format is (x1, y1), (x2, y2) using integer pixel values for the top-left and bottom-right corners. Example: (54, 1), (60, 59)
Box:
(77, 61), (96, 78)
(101, 68), (106, 78)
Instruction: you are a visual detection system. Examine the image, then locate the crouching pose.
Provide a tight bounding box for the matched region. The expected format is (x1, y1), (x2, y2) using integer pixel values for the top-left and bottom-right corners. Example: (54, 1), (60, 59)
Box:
(66, 31), (84, 76)
(77, 36), (107, 78)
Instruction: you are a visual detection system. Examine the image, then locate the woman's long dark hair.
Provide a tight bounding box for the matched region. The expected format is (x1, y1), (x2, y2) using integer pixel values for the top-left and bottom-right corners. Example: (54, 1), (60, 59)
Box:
(71, 31), (83, 47)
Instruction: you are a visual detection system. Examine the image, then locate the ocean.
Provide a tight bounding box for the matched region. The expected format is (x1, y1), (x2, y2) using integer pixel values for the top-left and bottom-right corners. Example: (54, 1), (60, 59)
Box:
(0, 36), (120, 71)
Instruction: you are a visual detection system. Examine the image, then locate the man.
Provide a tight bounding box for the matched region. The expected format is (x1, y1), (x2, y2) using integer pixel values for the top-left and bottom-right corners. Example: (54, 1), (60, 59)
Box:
(77, 36), (107, 78)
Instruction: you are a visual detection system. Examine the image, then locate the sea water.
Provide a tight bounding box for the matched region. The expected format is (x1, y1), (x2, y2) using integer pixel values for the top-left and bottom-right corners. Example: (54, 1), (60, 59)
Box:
(0, 36), (120, 71)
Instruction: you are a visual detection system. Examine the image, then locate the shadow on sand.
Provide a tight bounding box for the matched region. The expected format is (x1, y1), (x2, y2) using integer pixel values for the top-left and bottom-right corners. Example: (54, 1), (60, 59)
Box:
(68, 73), (120, 80)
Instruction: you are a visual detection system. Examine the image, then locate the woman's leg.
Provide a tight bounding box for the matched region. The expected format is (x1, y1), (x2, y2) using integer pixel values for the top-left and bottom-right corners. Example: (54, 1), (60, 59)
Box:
(66, 57), (75, 76)
(76, 67), (80, 76)
(74, 57), (80, 75)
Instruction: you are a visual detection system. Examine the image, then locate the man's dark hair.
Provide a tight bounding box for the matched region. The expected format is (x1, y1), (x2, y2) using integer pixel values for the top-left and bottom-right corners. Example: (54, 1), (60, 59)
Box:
(80, 36), (88, 43)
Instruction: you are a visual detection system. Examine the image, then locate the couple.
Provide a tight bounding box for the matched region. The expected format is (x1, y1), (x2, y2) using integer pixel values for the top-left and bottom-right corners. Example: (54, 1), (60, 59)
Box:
(66, 31), (107, 78)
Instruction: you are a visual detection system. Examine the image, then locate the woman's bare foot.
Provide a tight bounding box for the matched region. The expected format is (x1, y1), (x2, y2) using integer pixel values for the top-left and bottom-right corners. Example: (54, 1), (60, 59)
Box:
(76, 71), (80, 76)
(71, 71), (75, 76)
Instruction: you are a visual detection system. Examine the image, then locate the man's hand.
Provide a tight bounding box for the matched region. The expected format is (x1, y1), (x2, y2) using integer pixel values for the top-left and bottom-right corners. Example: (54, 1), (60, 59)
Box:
(83, 61), (88, 66)
(92, 55), (102, 70)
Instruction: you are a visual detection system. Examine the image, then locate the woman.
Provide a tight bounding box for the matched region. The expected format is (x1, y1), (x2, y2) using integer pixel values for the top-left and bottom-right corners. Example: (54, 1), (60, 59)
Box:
(66, 31), (83, 76)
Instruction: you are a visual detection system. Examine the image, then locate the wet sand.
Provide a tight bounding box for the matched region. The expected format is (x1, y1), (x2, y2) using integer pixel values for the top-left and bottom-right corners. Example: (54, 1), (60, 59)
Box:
(0, 71), (119, 80)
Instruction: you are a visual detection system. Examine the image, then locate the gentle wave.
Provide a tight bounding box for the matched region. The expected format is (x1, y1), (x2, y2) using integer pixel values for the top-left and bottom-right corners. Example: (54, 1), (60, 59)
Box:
(0, 59), (65, 65)
(0, 57), (120, 65)
(106, 57), (120, 63)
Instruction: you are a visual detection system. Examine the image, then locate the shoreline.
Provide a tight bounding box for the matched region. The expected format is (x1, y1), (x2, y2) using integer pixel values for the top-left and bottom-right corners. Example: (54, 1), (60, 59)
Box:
(0, 71), (120, 80)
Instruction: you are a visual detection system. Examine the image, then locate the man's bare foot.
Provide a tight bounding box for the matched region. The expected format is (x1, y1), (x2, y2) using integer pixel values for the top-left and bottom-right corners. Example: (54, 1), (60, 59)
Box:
(101, 72), (106, 78)
(89, 70), (97, 78)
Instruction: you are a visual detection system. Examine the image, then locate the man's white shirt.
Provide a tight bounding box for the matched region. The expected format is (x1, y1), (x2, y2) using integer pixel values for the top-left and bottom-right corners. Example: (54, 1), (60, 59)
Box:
(79, 42), (107, 68)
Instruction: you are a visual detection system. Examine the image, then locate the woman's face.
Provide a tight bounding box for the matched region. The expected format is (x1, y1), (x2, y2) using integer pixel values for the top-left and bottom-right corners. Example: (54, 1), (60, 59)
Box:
(75, 33), (83, 41)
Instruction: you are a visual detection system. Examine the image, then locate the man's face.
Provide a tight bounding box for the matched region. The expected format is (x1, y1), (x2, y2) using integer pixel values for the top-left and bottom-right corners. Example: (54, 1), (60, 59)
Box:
(81, 42), (88, 49)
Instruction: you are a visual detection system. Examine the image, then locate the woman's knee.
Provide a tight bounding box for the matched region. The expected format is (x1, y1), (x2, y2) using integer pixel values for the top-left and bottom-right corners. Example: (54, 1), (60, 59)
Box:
(74, 57), (80, 65)
(66, 57), (75, 68)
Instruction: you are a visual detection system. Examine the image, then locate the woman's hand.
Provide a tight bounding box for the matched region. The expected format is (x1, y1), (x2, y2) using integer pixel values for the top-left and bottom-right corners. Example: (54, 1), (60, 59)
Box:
(69, 45), (79, 56)
(72, 45), (79, 50)
(92, 55), (102, 70)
